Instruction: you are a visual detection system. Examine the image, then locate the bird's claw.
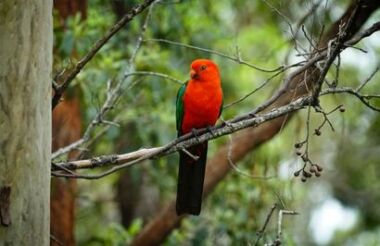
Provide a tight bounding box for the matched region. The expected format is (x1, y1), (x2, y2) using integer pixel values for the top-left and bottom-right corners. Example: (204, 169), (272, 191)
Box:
(221, 120), (234, 129)
(191, 128), (202, 143)
(206, 126), (216, 137)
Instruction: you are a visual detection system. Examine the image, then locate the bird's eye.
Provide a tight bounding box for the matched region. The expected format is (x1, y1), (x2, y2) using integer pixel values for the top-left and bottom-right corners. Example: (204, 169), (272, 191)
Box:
(200, 65), (207, 71)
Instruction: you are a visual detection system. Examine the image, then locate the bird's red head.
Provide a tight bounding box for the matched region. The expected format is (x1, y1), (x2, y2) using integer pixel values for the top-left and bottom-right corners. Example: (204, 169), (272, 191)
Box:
(190, 59), (220, 82)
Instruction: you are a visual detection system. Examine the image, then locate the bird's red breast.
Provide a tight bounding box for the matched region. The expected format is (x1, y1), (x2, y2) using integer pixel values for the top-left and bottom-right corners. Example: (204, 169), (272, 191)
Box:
(181, 59), (223, 134)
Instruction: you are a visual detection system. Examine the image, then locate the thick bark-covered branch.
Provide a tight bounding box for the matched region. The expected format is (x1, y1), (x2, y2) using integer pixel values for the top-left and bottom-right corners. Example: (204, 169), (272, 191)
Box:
(52, 95), (312, 176)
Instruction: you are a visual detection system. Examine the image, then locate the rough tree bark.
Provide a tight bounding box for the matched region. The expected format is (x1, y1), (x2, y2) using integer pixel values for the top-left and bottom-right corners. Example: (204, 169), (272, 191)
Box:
(131, 1), (380, 245)
(0, 0), (52, 245)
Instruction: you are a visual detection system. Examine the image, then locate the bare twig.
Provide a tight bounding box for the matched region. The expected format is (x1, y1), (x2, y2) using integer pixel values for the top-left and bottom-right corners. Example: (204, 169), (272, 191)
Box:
(321, 87), (380, 112)
(301, 24), (317, 51)
(356, 65), (380, 92)
(254, 203), (278, 246)
(311, 4), (360, 102)
(226, 134), (275, 179)
(283, 1), (321, 63)
(144, 38), (285, 72)
(314, 104), (343, 132)
(50, 234), (64, 246)
(230, 52), (326, 123)
(224, 61), (304, 109)
(295, 2), (321, 33)
(273, 209), (298, 245)
(126, 71), (183, 84)
(128, 1), (157, 67)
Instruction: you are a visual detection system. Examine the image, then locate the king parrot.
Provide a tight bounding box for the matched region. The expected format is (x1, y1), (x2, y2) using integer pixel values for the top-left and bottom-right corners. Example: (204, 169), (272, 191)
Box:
(176, 59), (223, 215)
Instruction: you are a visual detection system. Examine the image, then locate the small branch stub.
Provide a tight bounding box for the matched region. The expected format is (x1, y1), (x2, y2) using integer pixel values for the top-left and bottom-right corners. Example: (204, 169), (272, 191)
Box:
(0, 186), (11, 227)
(90, 155), (119, 168)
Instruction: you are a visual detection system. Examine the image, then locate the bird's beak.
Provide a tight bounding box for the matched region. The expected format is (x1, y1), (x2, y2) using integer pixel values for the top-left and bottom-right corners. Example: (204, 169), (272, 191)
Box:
(190, 69), (198, 79)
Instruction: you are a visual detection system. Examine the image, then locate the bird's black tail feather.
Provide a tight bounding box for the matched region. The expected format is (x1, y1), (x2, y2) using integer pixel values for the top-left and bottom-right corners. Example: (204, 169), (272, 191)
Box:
(176, 142), (208, 215)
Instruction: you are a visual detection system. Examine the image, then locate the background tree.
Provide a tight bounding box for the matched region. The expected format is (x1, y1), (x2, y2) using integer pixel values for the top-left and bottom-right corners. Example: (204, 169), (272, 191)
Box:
(51, 1), (87, 245)
(0, 0), (52, 244)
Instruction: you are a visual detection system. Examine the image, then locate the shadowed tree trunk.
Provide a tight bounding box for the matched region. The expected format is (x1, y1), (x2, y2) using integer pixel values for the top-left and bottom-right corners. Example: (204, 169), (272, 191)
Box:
(50, 1), (86, 245)
(0, 0), (52, 244)
(131, 1), (380, 245)
(51, 95), (82, 246)
(54, 0), (87, 21)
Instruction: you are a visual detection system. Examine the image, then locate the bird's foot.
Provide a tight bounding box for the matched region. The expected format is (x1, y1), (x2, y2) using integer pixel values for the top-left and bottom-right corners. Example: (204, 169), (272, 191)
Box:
(221, 119), (234, 129)
(206, 126), (216, 138)
(191, 128), (202, 143)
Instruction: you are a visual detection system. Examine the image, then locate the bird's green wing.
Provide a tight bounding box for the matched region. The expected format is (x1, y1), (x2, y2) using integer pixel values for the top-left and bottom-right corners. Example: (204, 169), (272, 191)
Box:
(176, 82), (188, 136)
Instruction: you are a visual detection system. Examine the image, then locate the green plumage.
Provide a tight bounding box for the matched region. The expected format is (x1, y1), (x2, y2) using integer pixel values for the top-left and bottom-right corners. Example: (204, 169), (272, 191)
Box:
(176, 82), (187, 136)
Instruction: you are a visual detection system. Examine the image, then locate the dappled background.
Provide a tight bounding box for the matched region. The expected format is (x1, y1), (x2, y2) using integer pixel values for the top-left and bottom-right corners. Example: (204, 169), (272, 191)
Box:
(51, 0), (380, 245)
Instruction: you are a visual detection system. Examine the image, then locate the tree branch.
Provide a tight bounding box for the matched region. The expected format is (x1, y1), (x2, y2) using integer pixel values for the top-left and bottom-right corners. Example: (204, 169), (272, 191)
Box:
(52, 95), (314, 177)
(321, 87), (380, 112)
(254, 203), (278, 246)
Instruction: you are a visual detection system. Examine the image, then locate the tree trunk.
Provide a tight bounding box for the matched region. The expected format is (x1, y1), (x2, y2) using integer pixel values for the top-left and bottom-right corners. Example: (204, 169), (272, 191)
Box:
(51, 96), (81, 246)
(0, 0), (52, 245)
(51, 1), (86, 245)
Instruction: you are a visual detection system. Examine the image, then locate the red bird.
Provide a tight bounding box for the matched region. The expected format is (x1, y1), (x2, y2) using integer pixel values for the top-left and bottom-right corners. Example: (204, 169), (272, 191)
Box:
(176, 59), (223, 215)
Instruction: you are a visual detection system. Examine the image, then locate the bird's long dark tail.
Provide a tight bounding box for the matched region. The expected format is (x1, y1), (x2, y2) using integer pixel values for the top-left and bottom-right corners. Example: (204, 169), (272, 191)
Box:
(176, 142), (208, 215)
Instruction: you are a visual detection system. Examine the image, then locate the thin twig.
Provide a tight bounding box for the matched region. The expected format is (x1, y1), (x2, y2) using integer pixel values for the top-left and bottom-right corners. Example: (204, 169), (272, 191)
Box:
(126, 71), (183, 84)
(144, 38), (284, 73)
(50, 234), (64, 246)
(356, 65), (380, 92)
(227, 134), (275, 180)
(180, 148), (199, 161)
(273, 209), (298, 245)
(321, 87), (380, 112)
(224, 61), (304, 109)
(254, 203), (278, 246)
